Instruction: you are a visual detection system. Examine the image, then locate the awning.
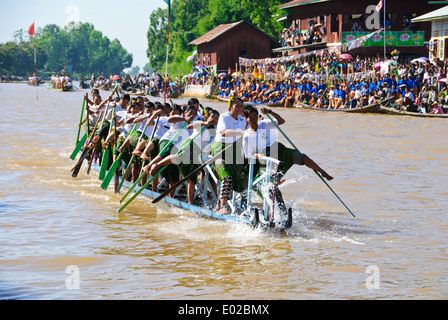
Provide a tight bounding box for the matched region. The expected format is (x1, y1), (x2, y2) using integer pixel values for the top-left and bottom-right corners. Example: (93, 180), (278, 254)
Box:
(412, 5), (448, 23)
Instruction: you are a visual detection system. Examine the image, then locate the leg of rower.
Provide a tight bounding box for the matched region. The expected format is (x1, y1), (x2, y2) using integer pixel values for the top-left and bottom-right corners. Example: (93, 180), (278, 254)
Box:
(132, 140), (146, 156)
(140, 140), (154, 160)
(297, 153), (333, 181)
(217, 176), (233, 215)
(187, 179), (195, 204)
(118, 136), (131, 154)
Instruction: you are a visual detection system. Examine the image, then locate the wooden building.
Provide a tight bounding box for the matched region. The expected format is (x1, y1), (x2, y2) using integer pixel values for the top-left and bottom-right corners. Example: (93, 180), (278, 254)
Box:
(276, 0), (446, 58)
(413, 5), (448, 60)
(189, 20), (279, 72)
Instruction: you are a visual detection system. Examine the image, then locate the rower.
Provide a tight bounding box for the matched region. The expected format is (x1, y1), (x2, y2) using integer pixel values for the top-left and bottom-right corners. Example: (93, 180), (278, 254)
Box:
(243, 105), (333, 183)
(211, 97), (247, 215)
(142, 105), (196, 196)
(148, 109), (219, 204)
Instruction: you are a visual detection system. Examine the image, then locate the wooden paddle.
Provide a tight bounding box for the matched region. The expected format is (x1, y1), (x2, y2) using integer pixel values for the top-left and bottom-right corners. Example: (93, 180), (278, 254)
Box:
(97, 85), (119, 180)
(100, 124), (138, 191)
(70, 133), (88, 161)
(71, 110), (105, 178)
(265, 113), (355, 217)
(119, 121), (188, 204)
(87, 101), (112, 176)
(119, 125), (208, 212)
(76, 98), (86, 146)
(117, 115), (160, 193)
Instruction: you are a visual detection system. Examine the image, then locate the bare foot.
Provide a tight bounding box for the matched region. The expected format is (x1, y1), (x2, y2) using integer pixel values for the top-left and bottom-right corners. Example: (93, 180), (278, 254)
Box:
(132, 150), (142, 156)
(140, 153), (151, 161)
(322, 173), (334, 181)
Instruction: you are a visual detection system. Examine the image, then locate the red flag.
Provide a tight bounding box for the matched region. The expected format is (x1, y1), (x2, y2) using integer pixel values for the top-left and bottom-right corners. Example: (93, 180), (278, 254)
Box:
(28, 23), (35, 36)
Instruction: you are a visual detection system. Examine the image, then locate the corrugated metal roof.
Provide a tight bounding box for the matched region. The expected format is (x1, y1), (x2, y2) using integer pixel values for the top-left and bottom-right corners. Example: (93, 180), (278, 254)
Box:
(189, 21), (244, 46)
(279, 0), (331, 10)
(189, 20), (275, 46)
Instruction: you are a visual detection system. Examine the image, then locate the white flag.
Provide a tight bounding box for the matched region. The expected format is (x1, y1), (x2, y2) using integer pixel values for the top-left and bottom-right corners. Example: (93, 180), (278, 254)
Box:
(375, 0), (383, 12)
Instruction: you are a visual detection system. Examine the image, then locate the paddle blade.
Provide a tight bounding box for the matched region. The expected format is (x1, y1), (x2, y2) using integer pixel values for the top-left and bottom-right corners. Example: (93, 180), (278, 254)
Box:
(119, 172), (145, 203)
(117, 155), (135, 193)
(71, 148), (90, 178)
(100, 153), (123, 190)
(98, 146), (110, 180)
(70, 133), (87, 160)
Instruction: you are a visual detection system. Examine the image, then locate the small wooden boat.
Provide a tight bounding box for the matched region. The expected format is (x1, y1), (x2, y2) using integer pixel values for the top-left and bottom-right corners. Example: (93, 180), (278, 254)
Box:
(47, 84), (76, 92)
(218, 96), (230, 103)
(167, 90), (181, 99)
(218, 96), (284, 108)
(119, 88), (146, 97)
(79, 81), (90, 89)
(379, 106), (448, 118)
(296, 102), (345, 112)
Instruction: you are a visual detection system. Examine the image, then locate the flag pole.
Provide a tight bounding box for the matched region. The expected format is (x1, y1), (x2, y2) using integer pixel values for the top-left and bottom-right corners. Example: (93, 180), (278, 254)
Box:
(384, 0), (386, 61)
(163, 0), (170, 104)
(33, 23), (38, 100)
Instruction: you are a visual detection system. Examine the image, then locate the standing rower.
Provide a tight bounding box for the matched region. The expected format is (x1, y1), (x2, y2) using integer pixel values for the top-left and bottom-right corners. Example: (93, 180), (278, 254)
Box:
(211, 97), (247, 215)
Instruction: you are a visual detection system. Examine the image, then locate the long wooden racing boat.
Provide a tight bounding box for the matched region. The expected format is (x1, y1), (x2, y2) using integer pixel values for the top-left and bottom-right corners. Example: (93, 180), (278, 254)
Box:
(76, 149), (293, 232)
(296, 97), (393, 114)
(379, 105), (448, 118)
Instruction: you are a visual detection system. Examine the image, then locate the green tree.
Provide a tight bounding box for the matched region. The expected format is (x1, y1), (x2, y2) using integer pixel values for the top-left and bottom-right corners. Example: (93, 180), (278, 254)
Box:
(0, 22), (133, 77)
(147, 0), (286, 76)
(146, 7), (169, 72)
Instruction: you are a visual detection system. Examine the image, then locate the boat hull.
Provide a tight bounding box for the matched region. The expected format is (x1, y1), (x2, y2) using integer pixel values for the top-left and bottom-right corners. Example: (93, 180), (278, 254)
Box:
(379, 106), (448, 118)
(296, 97), (392, 114)
(86, 158), (278, 229)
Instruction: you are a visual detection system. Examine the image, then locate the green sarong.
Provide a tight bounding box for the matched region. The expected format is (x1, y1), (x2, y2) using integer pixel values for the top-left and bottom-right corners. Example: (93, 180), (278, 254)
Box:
(176, 138), (201, 183)
(158, 139), (179, 183)
(211, 140), (248, 193)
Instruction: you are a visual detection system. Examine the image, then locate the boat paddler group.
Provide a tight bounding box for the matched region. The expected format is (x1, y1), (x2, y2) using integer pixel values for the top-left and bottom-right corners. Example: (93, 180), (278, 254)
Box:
(76, 91), (333, 215)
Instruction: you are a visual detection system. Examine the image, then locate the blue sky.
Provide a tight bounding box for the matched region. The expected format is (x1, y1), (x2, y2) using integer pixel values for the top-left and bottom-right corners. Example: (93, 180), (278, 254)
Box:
(0, 0), (168, 70)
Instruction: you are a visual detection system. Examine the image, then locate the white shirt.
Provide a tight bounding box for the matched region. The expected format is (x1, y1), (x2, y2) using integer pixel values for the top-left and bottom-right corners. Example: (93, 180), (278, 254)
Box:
(190, 123), (214, 151)
(154, 116), (170, 139)
(242, 120), (278, 158)
(405, 91), (415, 102)
(116, 111), (137, 138)
(136, 115), (155, 138)
(160, 119), (190, 149)
(215, 112), (247, 144)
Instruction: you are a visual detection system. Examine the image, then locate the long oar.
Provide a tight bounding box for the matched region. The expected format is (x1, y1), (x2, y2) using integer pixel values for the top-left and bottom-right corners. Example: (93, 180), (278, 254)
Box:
(76, 99), (86, 146)
(87, 102), (111, 176)
(71, 110), (105, 178)
(119, 125), (208, 212)
(119, 121), (188, 204)
(116, 115), (160, 193)
(152, 137), (239, 205)
(97, 86), (119, 180)
(98, 105), (116, 180)
(100, 124), (138, 190)
(266, 113), (355, 217)
(70, 133), (88, 161)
